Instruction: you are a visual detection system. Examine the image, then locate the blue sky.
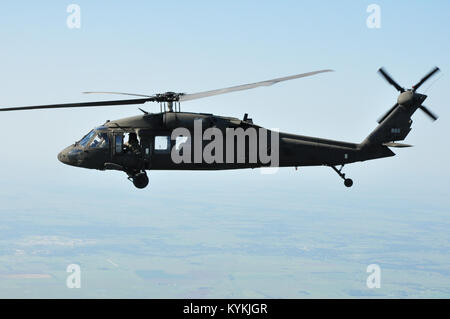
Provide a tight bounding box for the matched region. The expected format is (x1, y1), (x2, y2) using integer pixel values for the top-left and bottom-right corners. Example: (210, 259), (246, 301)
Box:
(0, 1), (449, 298)
(0, 0), (448, 199)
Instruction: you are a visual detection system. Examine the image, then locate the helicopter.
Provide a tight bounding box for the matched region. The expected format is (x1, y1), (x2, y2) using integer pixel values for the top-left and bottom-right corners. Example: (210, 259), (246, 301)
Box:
(0, 67), (440, 189)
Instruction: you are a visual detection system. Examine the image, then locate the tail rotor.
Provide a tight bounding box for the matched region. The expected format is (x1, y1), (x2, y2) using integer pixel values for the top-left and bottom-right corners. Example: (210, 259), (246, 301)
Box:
(377, 67), (440, 123)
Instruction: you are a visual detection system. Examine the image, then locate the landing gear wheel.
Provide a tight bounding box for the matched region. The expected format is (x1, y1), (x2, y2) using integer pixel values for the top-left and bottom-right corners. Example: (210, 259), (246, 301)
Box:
(132, 172), (149, 189)
(344, 178), (353, 188)
(330, 165), (354, 188)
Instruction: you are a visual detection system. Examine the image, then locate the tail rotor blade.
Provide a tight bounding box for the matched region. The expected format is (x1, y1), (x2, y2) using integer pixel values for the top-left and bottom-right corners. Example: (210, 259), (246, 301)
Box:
(378, 68), (405, 92)
(413, 67), (440, 91)
(419, 105), (438, 121)
(378, 103), (398, 123)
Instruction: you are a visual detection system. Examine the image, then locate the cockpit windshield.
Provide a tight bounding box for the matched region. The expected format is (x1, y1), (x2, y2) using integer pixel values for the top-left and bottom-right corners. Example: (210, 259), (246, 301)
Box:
(77, 127), (109, 149)
(79, 130), (95, 147)
(89, 132), (109, 149)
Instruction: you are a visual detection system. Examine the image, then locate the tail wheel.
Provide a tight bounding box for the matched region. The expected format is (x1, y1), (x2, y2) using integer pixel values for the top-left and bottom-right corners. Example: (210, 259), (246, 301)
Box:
(132, 172), (149, 189)
(344, 178), (353, 188)
(330, 165), (354, 188)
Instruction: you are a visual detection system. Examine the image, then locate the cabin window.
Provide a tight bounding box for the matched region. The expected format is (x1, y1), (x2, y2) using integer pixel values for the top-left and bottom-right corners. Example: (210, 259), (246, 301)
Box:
(154, 136), (170, 151)
(115, 135), (123, 153)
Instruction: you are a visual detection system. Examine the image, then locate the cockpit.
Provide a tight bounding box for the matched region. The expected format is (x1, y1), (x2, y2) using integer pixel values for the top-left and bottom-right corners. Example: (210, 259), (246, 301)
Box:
(77, 126), (110, 149)
(58, 124), (151, 172)
(58, 126), (111, 168)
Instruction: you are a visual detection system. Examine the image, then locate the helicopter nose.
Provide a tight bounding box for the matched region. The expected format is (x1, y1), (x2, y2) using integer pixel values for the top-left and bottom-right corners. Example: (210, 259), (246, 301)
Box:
(58, 148), (69, 164)
(58, 146), (78, 166)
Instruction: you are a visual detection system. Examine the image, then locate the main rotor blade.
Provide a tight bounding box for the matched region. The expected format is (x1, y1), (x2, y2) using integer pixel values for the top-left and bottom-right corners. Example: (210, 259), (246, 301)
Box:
(419, 105), (438, 121)
(413, 67), (440, 91)
(378, 68), (405, 92)
(0, 98), (152, 112)
(83, 91), (153, 98)
(377, 103), (398, 123)
(179, 69), (333, 102)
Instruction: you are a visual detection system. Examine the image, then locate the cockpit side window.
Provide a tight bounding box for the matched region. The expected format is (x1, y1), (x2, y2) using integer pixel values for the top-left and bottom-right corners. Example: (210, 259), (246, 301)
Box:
(89, 132), (109, 149)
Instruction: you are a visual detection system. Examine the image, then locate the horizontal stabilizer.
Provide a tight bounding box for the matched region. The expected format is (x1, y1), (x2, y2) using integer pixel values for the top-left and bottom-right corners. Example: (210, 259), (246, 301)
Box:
(382, 142), (413, 148)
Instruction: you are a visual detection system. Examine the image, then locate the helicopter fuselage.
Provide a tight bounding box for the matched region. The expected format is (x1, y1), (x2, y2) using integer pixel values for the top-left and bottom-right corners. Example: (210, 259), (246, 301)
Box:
(58, 111), (393, 175)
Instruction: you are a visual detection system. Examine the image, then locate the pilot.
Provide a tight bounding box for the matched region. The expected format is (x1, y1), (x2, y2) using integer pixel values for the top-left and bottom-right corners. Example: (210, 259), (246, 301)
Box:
(97, 133), (108, 148)
(125, 132), (141, 155)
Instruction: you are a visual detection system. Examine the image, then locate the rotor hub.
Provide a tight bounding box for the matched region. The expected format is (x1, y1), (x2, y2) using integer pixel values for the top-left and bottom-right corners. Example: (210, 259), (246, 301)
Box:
(154, 92), (184, 102)
(397, 91), (427, 106)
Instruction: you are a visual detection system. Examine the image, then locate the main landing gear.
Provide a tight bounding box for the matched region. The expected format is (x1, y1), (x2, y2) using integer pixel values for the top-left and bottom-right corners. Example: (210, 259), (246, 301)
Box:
(330, 165), (353, 188)
(127, 170), (149, 189)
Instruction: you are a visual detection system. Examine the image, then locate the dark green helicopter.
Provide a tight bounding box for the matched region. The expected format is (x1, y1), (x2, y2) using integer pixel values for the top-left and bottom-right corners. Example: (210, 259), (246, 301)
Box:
(0, 67), (440, 189)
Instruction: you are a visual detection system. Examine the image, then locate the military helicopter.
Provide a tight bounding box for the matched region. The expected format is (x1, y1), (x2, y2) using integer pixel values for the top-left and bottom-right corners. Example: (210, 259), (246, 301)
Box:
(0, 67), (440, 189)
